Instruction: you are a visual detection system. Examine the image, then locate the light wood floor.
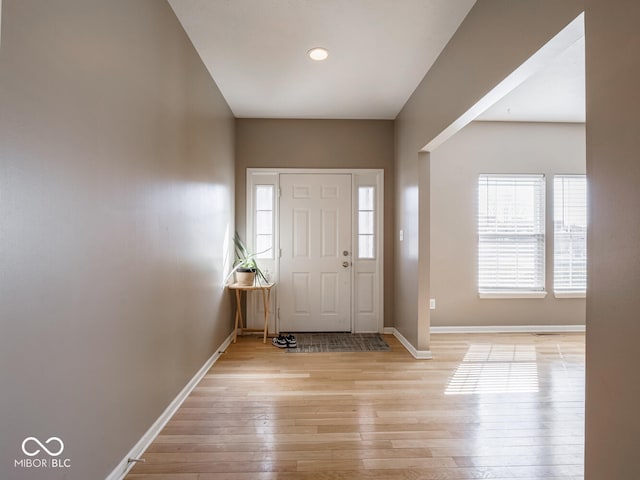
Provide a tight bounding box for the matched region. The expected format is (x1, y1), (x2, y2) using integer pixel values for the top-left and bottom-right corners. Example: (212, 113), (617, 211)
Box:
(127, 332), (585, 480)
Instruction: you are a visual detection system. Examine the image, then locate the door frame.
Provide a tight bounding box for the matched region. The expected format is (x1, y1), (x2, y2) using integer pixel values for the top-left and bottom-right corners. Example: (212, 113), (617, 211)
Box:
(246, 168), (384, 334)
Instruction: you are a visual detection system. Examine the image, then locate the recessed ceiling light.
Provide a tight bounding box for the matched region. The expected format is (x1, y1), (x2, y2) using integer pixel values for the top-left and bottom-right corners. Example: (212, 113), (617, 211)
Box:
(308, 47), (329, 61)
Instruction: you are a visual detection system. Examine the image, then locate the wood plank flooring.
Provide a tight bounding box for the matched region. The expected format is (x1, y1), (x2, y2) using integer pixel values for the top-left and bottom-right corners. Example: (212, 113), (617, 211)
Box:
(127, 332), (585, 480)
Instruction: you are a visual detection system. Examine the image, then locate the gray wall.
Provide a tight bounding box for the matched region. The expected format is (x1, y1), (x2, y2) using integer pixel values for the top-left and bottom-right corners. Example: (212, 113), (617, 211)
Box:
(430, 121), (586, 327)
(0, 1), (235, 479)
(585, 0), (640, 478)
(394, 0), (584, 349)
(235, 118), (395, 325)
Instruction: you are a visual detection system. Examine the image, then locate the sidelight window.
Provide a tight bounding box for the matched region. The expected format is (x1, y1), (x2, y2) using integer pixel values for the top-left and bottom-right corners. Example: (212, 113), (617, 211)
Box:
(358, 186), (375, 259)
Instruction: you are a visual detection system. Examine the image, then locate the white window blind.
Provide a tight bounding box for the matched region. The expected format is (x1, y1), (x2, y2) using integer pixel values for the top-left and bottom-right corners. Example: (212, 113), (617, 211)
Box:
(478, 174), (546, 293)
(554, 175), (587, 293)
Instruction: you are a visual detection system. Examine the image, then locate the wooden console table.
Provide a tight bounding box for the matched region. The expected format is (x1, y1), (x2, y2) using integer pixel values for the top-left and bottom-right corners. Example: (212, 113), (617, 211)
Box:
(228, 283), (275, 344)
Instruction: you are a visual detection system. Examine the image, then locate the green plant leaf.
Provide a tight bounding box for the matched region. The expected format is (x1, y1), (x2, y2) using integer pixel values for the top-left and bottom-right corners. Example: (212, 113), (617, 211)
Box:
(225, 232), (271, 285)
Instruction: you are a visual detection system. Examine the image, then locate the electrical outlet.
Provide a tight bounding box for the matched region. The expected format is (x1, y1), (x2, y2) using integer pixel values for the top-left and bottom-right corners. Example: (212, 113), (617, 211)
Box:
(399, 229), (404, 241)
(429, 298), (436, 310)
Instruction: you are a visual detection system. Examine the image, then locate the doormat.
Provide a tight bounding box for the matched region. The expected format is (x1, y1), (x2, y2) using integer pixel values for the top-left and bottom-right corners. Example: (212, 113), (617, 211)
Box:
(285, 333), (390, 353)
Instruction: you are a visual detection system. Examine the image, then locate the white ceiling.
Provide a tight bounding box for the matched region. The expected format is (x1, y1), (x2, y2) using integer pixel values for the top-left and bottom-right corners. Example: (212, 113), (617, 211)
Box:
(477, 35), (585, 123)
(168, 0), (476, 119)
(169, 0), (585, 123)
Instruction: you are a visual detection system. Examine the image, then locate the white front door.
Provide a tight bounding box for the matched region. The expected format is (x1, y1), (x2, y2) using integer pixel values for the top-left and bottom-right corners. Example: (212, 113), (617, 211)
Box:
(279, 174), (352, 332)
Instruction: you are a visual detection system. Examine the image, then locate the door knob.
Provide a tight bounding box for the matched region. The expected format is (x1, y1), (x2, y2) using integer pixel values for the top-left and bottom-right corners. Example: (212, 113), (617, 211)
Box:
(342, 261), (350, 268)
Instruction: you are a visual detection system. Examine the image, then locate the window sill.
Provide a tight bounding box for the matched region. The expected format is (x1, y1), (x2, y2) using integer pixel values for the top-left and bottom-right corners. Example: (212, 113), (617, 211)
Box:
(554, 291), (586, 299)
(479, 291), (548, 299)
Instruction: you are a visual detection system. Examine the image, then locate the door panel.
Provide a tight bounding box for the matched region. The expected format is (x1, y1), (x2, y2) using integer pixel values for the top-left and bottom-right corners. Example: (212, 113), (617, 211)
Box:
(279, 174), (352, 332)
(320, 272), (338, 313)
(356, 272), (375, 314)
(292, 209), (310, 257)
(292, 273), (310, 314)
(321, 209), (338, 257)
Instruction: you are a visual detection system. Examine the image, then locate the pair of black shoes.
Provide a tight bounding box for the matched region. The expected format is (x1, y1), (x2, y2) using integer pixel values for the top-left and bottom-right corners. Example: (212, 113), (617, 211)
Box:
(272, 334), (297, 348)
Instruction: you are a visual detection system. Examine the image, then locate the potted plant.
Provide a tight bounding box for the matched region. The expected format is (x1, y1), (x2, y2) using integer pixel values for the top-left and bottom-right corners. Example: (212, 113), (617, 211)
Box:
(226, 232), (270, 286)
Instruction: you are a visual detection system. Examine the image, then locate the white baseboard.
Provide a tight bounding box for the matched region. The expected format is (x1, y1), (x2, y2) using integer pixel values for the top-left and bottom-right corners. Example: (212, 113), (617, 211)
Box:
(430, 325), (586, 334)
(382, 327), (432, 359)
(106, 332), (234, 480)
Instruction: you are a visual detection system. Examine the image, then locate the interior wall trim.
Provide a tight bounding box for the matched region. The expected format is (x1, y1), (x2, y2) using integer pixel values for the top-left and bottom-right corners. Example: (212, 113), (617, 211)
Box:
(383, 327), (433, 359)
(430, 325), (586, 334)
(106, 332), (235, 480)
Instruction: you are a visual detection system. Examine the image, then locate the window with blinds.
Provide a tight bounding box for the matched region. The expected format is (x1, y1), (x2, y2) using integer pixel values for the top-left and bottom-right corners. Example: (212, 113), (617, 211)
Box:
(478, 174), (546, 294)
(554, 175), (587, 294)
